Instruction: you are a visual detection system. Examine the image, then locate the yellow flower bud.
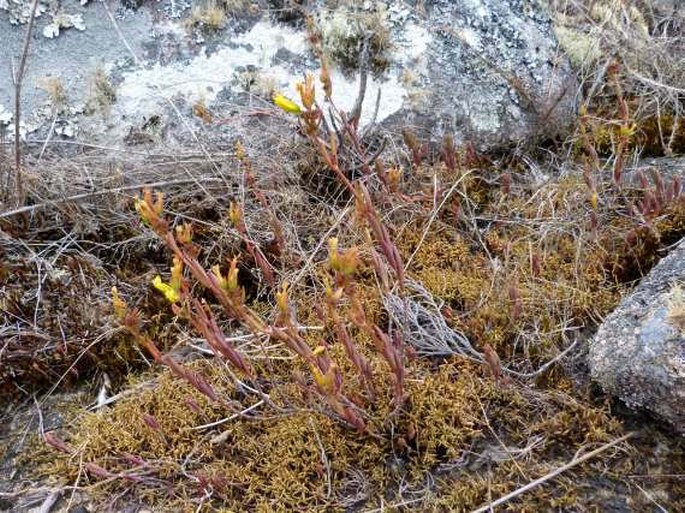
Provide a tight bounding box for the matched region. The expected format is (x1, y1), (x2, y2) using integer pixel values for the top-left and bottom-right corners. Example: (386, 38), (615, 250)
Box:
(152, 275), (180, 303)
(312, 365), (335, 394)
(590, 192), (598, 210)
(328, 237), (339, 270)
(227, 258), (240, 291)
(229, 202), (243, 228)
(338, 247), (358, 276)
(143, 189), (164, 216)
(276, 282), (290, 314)
(135, 189), (164, 225)
(235, 140), (246, 162)
(295, 73), (316, 110)
(387, 167), (402, 189)
(328, 237), (357, 276)
(170, 257), (183, 292)
(273, 93), (302, 115)
(326, 283), (344, 303)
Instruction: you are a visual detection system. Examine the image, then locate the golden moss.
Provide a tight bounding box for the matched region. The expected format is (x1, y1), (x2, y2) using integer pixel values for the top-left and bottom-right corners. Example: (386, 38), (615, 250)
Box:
(42, 357), (633, 511)
(398, 230), (486, 305)
(637, 115), (685, 156)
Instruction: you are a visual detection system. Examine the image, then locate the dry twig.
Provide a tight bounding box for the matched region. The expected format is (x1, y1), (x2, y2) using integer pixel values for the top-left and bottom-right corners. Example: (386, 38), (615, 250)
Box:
(8, 0), (40, 205)
(471, 432), (635, 513)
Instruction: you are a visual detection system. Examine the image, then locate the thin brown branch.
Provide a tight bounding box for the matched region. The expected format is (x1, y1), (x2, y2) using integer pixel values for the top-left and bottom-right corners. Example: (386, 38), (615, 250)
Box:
(471, 432), (635, 513)
(349, 33), (371, 127)
(11, 0), (40, 206)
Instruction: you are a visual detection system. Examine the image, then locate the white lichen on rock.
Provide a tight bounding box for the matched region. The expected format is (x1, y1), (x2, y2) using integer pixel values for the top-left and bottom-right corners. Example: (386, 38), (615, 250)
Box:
(0, 0), (48, 24)
(0, 103), (12, 125)
(43, 12), (86, 38)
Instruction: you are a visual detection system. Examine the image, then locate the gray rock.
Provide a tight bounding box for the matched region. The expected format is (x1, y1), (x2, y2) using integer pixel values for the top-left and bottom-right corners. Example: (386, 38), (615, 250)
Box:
(622, 156), (685, 198)
(589, 240), (685, 434)
(630, 156), (685, 184)
(1, 0), (576, 152)
(380, 0), (578, 150)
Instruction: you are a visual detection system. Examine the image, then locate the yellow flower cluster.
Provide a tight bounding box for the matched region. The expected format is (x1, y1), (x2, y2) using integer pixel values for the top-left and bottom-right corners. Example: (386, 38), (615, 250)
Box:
(328, 237), (358, 277)
(134, 190), (164, 225)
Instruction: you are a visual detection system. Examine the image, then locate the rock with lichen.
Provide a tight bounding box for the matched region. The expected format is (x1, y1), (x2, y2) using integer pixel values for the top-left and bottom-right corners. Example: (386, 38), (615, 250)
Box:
(376, 0), (578, 151)
(0, 0), (48, 24)
(589, 239), (685, 434)
(1, 0), (577, 152)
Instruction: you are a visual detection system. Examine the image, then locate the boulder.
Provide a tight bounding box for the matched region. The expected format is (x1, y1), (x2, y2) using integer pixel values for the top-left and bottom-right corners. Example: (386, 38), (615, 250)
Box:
(379, 0), (578, 150)
(589, 240), (685, 434)
(0, 0), (577, 152)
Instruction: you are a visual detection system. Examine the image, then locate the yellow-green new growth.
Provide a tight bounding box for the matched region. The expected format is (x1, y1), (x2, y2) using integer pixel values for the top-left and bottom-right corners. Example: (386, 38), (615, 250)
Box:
(212, 258), (240, 292)
(328, 237), (358, 277)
